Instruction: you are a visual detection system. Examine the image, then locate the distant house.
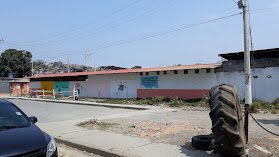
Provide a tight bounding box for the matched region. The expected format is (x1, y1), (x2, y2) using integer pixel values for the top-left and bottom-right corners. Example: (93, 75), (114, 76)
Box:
(0, 77), (29, 95)
(99, 66), (127, 71)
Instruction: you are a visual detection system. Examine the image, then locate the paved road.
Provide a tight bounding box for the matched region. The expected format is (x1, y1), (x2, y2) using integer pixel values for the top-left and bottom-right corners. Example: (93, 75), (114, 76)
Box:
(7, 99), (135, 123)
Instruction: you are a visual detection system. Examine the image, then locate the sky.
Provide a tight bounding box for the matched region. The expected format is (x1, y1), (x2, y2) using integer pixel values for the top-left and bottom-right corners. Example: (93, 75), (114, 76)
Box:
(0, 0), (279, 69)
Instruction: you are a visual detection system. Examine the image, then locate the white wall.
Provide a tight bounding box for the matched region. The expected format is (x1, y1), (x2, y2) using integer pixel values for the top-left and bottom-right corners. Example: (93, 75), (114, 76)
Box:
(88, 73), (139, 99)
(29, 81), (41, 89)
(69, 80), (110, 98)
(216, 67), (279, 102)
(87, 69), (217, 99)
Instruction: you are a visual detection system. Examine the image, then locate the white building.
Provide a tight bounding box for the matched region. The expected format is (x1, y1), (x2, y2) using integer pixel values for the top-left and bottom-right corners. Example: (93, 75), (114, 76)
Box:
(27, 48), (279, 102)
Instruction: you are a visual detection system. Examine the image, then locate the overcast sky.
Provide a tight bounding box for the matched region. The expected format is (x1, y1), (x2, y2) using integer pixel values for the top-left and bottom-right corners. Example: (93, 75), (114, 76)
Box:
(1, 0), (279, 68)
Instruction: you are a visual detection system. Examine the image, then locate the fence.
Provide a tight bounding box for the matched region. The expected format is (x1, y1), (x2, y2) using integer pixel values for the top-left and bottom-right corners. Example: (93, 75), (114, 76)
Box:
(13, 88), (79, 101)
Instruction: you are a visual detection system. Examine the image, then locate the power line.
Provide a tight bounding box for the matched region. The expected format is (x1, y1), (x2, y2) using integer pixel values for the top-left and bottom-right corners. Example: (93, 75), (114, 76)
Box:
(38, 12), (242, 60)
(32, 0), (174, 47)
(232, 0), (238, 5)
(7, 0), (159, 47)
(8, 0), (143, 44)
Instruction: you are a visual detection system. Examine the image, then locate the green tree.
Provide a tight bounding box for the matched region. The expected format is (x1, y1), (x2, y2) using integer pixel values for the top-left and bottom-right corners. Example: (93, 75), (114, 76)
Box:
(0, 49), (32, 77)
(131, 66), (141, 69)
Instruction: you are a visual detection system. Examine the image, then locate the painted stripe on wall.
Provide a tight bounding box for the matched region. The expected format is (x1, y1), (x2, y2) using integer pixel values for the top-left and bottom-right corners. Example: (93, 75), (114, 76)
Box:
(137, 89), (210, 100)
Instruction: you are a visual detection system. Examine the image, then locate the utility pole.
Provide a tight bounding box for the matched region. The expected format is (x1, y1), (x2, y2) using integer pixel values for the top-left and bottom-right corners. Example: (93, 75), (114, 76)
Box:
(31, 61), (34, 76)
(85, 52), (92, 72)
(68, 56), (70, 73)
(85, 52), (87, 72)
(238, 0), (251, 155)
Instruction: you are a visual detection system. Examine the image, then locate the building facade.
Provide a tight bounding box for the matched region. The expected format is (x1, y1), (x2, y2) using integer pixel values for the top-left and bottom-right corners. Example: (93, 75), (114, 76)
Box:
(27, 48), (279, 102)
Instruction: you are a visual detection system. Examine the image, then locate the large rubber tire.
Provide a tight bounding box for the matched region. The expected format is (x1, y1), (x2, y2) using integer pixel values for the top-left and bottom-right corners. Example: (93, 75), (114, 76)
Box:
(209, 84), (245, 156)
(192, 134), (215, 151)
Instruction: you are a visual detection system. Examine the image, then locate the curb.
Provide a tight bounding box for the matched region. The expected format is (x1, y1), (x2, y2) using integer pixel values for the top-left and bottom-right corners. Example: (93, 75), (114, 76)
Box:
(2, 97), (151, 110)
(55, 137), (127, 157)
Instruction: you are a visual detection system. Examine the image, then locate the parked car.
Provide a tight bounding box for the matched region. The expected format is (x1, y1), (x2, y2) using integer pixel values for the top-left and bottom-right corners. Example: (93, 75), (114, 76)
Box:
(0, 99), (57, 157)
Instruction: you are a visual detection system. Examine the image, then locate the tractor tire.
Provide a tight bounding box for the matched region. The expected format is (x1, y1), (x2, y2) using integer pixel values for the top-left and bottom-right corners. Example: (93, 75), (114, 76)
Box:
(192, 134), (215, 151)
(209, 84), (245, 156)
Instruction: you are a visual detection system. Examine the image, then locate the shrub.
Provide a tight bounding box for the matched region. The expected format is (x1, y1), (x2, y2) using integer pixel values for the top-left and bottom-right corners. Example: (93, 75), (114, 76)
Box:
(163, 97), (171, 102)
(151, 96), (164, 103)
(251, 100), (273, 111)
(272, 98), (279, 105)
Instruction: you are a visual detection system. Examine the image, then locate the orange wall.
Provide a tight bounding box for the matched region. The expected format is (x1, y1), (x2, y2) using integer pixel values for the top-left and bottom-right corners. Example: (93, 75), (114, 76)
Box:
(137, 89), (210, 100)
(12, 82), (29, 95)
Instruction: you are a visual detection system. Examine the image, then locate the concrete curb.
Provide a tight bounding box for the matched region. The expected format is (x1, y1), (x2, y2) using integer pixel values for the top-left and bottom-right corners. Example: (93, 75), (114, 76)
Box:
(1, 96), (152, 110)
(55, 137), (127, 157)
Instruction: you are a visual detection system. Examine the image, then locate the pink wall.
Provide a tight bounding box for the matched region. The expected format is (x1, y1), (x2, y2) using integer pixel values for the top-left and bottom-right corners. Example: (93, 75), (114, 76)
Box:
(137, 89), (210, 100)
(69, 80), (110, 98)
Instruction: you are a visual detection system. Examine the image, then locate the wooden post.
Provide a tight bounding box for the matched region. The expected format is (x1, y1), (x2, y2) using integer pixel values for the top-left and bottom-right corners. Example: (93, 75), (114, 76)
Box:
(73, 86), (75, 101)
(53, 89), (55, 99)
(43, 89), (45, 99)
(126, 85), (128, 100)
(36, 89), (37, 97)
(98, 88), (100, 99)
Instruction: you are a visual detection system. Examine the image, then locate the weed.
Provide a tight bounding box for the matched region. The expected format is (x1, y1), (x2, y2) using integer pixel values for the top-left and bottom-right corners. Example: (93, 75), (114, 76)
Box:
(77, 119), (118, 130)
(151, 96), (164, 103)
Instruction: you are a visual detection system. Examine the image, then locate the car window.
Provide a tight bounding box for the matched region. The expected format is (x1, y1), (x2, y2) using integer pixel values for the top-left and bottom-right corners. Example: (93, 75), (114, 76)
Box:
(0, 103), (30, 127)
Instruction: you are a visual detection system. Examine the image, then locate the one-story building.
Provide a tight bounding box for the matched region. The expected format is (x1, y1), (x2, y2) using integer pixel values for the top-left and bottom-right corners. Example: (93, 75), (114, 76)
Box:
(26, 48), (279, 102)
(0, 77), (29, 95)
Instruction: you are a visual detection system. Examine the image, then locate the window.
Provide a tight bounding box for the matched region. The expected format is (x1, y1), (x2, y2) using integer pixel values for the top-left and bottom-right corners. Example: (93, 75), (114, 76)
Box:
(16, 84), (20, 89)
(156, 71), (160, 75)
(184, 70), (188, 74)
(206, 68), (210, 73)
(174, 70), (177, 74)
(146, 72), (149, 76)
(140, 72), (143, 76)
(195, 69), (199, 74)
(164, 71), (167, 75)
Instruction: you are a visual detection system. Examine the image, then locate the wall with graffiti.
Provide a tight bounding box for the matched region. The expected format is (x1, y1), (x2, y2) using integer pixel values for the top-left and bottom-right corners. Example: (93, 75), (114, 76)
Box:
(69, 80), (110, 98)
(54, 81), (69, 96)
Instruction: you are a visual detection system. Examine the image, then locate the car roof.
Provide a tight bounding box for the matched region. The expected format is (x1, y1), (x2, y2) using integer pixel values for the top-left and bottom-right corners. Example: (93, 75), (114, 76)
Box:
(0, 99), (14, 105)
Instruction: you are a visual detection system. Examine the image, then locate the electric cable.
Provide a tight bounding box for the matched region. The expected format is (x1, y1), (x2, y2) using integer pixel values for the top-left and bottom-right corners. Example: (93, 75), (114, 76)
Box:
(8, 0), (161, 47)
(8, 0), (143, 44)
(36, 12), (242, 59)
(249, 112), (279, 137)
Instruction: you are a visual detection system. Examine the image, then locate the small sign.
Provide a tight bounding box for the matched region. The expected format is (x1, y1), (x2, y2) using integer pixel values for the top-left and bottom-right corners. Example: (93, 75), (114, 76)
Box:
(141, 76), (158, 88)
(15, 112), (22, 116)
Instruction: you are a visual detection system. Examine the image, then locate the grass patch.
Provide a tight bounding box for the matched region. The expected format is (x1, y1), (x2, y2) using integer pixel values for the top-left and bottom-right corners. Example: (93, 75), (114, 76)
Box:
(249, 98), (279, 113)
(77, 119), (118, 130)
(99, 96), (209, 108)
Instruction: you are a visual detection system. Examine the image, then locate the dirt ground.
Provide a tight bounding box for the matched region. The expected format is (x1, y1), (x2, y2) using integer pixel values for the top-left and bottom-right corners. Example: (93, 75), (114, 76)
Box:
(57, 143), (101, 157)
(78, 107), (279, 157)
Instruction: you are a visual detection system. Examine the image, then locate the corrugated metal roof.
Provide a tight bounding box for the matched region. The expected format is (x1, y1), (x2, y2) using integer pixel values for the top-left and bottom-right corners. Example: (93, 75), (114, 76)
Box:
(25, 63), (221, 79)
(219, 48), (279, 60)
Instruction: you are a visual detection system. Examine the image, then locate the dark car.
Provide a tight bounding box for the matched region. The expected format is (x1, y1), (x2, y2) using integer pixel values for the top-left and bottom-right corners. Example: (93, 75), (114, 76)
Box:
(0, 99), (57, 157)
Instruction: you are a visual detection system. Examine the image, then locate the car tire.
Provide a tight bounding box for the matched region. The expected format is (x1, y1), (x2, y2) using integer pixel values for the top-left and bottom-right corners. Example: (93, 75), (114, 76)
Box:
(209, 84), (245, 156)
(191, 134), (215, 151)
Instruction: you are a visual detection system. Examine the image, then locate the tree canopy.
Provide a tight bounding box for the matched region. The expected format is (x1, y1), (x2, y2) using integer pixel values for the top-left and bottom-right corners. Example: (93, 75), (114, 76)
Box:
(0, 49), (32, 78)
(131, 66), (141, 69)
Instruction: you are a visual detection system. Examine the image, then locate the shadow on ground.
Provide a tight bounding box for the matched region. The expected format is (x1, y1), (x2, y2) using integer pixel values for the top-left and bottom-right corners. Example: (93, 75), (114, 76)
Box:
(179, 142), (221, 157)
(257, 119), (279, 127)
